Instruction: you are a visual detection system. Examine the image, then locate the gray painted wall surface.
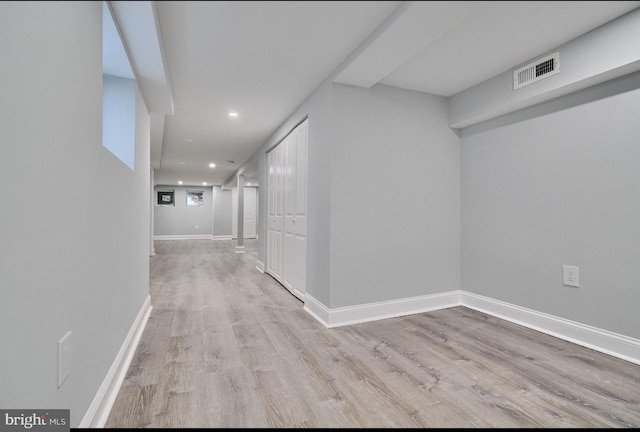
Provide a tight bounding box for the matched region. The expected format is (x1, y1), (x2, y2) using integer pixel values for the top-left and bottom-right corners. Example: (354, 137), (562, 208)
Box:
(461, 77), (640, 339)
(450, 8), (640, 129)
(154, 186), (213, 236)
(0, 2), (150, 425)
(213, 186), (232, 236)
(253, 78), (334, 306)
(330, 83), (461, 308)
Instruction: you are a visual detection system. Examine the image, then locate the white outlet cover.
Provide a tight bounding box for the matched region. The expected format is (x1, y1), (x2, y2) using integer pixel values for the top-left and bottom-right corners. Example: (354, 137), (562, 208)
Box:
(563, 265), (579, 287)
(58, 331), (72, 388)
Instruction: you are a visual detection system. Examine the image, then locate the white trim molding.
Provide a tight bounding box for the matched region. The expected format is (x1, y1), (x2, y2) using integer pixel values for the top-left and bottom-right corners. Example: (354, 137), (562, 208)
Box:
(304, 291), (461, 328)
(304, 295), (331, 327)
(154, 234), (213, 241)
(304, 290), (640, 365)
(80, 295), (153, 428)
(255, 260), (265, 273)
(212, 235), (233, 241)
(460, 292), (640, 366)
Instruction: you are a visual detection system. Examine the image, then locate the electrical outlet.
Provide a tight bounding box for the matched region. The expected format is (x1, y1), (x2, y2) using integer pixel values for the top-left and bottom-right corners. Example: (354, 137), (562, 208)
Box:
(563, 265), (579, 288)
(195, 224), (199, 229)
(57, 331), (72, 388)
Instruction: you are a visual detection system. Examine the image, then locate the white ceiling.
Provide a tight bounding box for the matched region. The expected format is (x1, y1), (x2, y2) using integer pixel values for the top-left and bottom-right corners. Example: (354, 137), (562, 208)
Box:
(154, 0), (400, 187)
(151, 0), (640, 187)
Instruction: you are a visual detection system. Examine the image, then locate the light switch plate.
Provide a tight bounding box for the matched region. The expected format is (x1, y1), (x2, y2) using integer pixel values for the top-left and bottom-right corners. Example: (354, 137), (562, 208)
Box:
(58, 331), (72, 388)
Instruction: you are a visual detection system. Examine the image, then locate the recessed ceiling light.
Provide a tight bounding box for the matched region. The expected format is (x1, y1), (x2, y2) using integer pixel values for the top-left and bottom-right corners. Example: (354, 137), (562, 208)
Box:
(229, 111), (238, 118)
(209, 163), (216, 168)
(202, 182), (207, 186)
(185, 138), (193, 142)
(178, 181), (183, 185)
(178, 161), (186, 165)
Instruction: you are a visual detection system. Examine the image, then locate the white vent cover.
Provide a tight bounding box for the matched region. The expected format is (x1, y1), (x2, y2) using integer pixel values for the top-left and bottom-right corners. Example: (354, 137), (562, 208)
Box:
(513, 52), (559, 90)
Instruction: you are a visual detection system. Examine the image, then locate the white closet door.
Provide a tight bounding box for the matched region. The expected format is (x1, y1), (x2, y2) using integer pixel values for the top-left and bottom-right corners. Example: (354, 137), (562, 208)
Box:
(293, 120), (308, 296)
(244, 187), (257, 239)
(266, 119), (307, 300)
(267, 143), (285, 281)
(266, 150), (277, 276)
(283, 132), (296, 292)
(231, 187), (238, 238)
(274, 143), (285, 280)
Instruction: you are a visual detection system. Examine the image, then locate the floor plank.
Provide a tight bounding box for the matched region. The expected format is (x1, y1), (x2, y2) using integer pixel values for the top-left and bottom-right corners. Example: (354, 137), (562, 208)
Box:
(106, 239), (640, 428)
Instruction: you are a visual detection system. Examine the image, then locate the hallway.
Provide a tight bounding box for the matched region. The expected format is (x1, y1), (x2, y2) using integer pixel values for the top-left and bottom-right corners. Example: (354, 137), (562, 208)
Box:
(106, 240), (640, 428)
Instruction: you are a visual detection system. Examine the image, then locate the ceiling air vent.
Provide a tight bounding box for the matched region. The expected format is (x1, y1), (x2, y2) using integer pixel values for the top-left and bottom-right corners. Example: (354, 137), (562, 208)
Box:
(513, 52), (559, 90)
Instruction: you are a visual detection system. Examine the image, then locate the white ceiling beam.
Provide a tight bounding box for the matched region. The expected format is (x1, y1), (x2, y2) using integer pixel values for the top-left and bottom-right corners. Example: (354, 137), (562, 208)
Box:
(334, 1), (486, 89)
(109, 1), (174, 116)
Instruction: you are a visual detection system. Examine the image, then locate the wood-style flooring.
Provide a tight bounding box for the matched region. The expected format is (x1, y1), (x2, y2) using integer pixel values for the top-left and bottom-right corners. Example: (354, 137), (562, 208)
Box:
(106, 239), (640, 428)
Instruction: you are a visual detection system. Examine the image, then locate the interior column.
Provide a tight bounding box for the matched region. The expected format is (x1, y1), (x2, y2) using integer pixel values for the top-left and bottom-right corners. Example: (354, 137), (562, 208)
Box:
(235, 174), (245, 253)
(150, 167), (156, 257)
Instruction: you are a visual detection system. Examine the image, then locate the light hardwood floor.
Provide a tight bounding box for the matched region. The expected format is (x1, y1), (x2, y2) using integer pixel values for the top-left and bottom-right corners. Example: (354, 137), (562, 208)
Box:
(106, 239), (640, 428)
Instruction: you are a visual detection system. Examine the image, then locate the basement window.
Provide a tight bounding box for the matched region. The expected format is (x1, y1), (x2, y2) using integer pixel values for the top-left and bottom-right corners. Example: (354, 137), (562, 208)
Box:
(187, 191), (204, 207)
(157, 190), (175, 206)
(102, 1), (136, 170)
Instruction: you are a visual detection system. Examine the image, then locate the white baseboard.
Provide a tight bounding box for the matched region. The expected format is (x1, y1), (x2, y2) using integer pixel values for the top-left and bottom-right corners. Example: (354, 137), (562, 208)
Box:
(255, 260), (265, 273)
(79, 295), (152, 428)
(291, 289), (307, 303)
(304, 291), (461, 328)
(154, 234), (213, 240)
(303, 295), (331, 327)
(303, 290), (640, 365)
(460, 291), (640, 366)
(212, 235), (232, 241)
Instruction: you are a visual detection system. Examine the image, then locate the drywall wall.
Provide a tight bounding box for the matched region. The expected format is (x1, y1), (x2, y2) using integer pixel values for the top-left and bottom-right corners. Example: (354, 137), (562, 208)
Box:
(461, 72), (640, 339)
(213, 186), (232, 237)
(449, 7), (640, 128)
(330, 83), (461, 308)
(154, 186), (213, 236)
(0, 2), (150, 426)
(248, 78), (334, 305)
(246, 79), (460, 309)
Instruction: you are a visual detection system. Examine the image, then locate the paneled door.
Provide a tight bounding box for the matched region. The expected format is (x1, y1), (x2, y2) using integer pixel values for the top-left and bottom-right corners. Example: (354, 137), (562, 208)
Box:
(266, 119), (308, 300)
(292, 120), (308, 297)
(243, 187), (257, 239)
(232, 187), (257, 239)
(266, 144), (284, 280)
(283, 131), (296, 292)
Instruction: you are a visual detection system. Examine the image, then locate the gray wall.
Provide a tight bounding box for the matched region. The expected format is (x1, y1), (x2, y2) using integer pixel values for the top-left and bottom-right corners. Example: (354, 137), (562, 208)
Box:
(450, 7), (640, 129)
(330, 83), (461, 307)
(461, 74), (640, 339)
(154, 186), (213, 236)
(213, 186), (232, 236)
(253, 78), (334, 305)
(0, 2), (150, 426)
(249, 80), (460, 308)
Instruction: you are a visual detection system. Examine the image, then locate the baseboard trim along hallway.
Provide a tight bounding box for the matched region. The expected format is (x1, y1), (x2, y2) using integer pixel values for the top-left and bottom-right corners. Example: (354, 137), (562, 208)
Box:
(303, 291), (462, 328)
(460, 291), (640, 367)
(304, 290), (640, 366)
(154, 235), (214, 240)
(80, 295), (153, 428)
